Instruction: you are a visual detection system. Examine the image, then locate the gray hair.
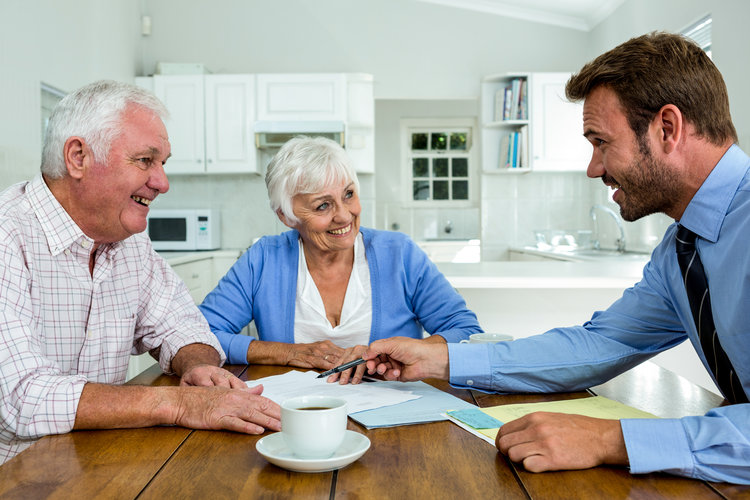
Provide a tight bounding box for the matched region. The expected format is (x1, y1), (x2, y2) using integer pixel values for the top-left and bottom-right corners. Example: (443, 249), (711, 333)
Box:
(40, 80), (169, 179)
(265, 136), (360, 224)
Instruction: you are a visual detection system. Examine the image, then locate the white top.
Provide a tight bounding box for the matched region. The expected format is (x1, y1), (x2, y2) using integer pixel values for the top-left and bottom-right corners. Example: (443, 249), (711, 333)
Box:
(294, 233), (372, 348)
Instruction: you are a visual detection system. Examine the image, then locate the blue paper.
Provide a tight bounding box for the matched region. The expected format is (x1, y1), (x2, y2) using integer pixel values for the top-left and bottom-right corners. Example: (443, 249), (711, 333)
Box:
(447, 408), (503, 429)
(349, 380), (476, 428)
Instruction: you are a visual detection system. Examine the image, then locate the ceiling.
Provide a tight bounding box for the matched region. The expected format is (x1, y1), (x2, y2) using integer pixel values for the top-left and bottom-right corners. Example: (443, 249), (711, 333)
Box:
(415, 0), (626, 31)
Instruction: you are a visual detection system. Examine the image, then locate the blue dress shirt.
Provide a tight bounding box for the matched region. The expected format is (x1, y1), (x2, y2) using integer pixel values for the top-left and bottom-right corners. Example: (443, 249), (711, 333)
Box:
(449, 144), (750, 484)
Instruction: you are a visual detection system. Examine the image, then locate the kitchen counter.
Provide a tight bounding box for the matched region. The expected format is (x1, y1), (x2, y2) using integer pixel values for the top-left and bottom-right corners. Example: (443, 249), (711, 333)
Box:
(436, 260), (646, 289)
(157, 249), (243, 265)
(509, 245), (651, 263)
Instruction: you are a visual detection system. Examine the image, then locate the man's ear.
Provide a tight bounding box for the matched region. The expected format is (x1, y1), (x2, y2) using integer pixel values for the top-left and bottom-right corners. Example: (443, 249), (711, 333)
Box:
(276, 208), (295, 229)
(63, 137), (89, 180)
(652, 104), (683, 154)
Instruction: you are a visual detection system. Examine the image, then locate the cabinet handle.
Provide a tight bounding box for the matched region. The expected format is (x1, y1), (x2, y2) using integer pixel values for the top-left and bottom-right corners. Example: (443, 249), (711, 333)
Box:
(207, 158), (213, 163)
(191, 273), (200, 279)
(196, 159), (202, 163)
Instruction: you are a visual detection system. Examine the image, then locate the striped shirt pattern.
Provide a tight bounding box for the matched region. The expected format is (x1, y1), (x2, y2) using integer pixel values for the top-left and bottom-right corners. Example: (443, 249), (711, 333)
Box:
(0, 175), (224, 463)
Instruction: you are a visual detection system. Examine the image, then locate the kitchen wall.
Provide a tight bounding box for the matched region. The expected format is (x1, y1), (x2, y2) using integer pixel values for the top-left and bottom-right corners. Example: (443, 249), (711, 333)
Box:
(0, 1), (140, 187)
(138, 0), (591, 253)
(3, 0), (750, 258)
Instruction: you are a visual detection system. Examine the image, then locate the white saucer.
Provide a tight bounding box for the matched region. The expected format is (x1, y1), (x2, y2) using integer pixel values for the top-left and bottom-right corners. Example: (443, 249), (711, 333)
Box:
(256, 430), (370, 473)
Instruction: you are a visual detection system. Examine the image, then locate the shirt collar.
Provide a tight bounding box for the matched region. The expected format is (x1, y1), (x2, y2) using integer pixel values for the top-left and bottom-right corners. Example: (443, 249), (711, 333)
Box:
(678, 144), (750, 243)
(26, 175), (96, 256)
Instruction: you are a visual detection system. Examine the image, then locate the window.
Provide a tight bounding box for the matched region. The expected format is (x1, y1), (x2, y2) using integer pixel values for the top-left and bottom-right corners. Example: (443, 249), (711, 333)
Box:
(402, 121), (474, 204)
(682, 15), (712, 58)
(40, 83), (65, 146)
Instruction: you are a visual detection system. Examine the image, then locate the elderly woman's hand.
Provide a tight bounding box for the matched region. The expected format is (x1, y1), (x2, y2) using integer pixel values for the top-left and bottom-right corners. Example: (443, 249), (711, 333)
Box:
(326, 344), (368, 385)
(285, 340), (345, 370)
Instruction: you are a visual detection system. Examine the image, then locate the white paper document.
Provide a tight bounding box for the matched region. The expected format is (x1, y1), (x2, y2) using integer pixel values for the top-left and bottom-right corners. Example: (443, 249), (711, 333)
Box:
(247, 370), (420, 414)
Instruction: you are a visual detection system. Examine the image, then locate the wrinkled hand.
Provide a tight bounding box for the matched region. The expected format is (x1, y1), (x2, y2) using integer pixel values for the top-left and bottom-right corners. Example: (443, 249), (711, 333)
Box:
(326, 345), (368, 385)
(173, 384), (281, 435)
(363, 337), (449, 382)
(180, 364), (247, 389)
(285, 340), (345, 370)
(495, 412), (628, 472)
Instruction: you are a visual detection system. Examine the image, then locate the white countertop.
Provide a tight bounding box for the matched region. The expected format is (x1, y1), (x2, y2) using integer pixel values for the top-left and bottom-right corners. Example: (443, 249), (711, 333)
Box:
(436, 261), (646, 289)
(157, 249), (243, 265)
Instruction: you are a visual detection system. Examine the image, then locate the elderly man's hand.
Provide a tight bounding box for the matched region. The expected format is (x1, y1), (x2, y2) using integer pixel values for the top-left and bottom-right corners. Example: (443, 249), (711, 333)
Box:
(173, 384), (281, 434)
(180, 364), (247, 389)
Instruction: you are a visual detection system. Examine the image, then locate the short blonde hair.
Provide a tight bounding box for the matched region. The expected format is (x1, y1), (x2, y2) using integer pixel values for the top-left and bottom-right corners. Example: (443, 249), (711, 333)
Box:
(265, 136), (360, 224)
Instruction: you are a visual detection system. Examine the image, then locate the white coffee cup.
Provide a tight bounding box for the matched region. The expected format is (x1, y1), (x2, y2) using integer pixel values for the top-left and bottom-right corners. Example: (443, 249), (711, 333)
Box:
(459, 333), (514, 344)
(281, 395), (348, 459)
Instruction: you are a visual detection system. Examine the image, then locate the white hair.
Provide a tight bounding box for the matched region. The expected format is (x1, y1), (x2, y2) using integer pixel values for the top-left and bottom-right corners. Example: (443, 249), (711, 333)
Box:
(265, 136), (360, 224)
(40, 80), (169, 179)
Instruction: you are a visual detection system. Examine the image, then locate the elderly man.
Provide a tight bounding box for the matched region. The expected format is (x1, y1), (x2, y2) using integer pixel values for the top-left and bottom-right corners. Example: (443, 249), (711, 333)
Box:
(0, 80), (280, 464)
(364, 32), (750, 484)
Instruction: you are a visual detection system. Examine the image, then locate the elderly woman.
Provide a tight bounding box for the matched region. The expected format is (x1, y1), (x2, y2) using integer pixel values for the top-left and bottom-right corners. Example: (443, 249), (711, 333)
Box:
(199, 136), (482, 383)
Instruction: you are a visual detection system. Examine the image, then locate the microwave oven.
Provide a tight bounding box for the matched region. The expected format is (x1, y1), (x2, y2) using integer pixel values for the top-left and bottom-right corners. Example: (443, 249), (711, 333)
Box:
(146, 209), (221, 251)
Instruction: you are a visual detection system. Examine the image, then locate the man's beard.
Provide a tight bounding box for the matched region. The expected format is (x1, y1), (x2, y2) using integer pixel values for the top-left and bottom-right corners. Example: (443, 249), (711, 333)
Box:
(608, 142), (681, 222)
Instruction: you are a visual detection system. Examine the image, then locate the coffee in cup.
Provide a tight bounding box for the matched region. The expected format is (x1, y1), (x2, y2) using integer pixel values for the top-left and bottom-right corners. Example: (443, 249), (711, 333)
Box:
(459, 333), (514, 344)
(281, 395), (347, 459)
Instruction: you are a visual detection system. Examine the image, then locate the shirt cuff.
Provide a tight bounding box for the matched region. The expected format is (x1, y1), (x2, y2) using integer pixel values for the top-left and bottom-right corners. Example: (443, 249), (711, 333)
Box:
(621, 418), (694, 476)
(447, 343), (494, 389)
(226, 333), (253, 365)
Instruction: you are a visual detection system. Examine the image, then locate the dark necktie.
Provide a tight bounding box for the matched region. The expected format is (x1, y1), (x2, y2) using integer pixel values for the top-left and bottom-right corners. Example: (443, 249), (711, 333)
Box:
(675, 225), (747, 404)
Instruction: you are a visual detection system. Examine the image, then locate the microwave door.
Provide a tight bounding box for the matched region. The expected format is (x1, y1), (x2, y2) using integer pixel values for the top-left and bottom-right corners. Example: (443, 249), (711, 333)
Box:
(148, 217), (196, 251)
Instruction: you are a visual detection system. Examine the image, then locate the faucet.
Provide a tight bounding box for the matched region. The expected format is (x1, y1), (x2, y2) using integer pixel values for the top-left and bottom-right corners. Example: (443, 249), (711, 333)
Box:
(589, 204), (626, 252)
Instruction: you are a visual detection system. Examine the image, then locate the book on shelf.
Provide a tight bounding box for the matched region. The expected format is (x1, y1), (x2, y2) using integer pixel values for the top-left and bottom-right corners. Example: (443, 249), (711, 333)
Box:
(500, 77), (528, 122)
(494, 89), (504, 122)
(497, 125), (528, 169)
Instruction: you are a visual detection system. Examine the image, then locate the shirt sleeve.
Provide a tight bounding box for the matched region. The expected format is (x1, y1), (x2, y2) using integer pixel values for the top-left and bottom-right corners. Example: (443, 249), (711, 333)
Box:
(449, 259), (688, 391)
(622, 404), (750, 484)
(0, 233), (87, 443)
(402, 238), (483, 343)
(133, 241), (226, 372)
(199, 247), (259, 364)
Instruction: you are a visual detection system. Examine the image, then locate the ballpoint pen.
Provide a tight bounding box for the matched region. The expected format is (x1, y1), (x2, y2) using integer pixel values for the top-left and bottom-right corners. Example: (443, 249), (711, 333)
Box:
(317, 358), (367, 378)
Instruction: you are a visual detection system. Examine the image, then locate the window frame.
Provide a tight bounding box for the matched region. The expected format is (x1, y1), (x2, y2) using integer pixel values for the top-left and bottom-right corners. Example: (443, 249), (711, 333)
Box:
(400, 118), (478, 208)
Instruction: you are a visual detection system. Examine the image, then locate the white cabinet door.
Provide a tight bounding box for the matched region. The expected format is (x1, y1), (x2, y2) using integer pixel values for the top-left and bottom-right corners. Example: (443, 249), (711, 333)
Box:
(257, 74), (346, 122)
(531, 73), (591, 171)
(205, 74), (257, 174)
(154, 75), (206, 174)
(345, 74), (374, 173)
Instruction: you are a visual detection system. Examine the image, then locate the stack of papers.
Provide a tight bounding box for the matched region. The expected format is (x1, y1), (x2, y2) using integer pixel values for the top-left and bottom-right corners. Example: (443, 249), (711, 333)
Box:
(446, 396), (657, 444)
(248, 370), (419, 413)
(248, 370), (477, 428)
(349, 380), (476, 428)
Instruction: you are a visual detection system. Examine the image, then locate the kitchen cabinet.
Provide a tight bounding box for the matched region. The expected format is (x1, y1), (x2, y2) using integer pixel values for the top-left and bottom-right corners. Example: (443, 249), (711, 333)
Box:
(137, 74), (257, 175)
(257, 73), (346, 122)
(530, 72), (591, 171)
(256, 73), (374, 173)
(480, 72), (590, 173)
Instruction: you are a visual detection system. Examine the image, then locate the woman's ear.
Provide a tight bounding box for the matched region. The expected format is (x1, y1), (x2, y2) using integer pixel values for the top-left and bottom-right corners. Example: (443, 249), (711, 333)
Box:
(63, 137), (89, 179)
(276, 208), (295, 229)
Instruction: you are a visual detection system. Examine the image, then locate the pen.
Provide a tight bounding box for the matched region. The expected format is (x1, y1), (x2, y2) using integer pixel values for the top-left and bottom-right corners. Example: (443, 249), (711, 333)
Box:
(317, 358), (367, 378)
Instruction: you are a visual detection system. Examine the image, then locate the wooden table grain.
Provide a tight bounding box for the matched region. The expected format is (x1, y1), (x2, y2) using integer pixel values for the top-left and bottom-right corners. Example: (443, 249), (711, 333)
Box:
(0, 362), (747, 499)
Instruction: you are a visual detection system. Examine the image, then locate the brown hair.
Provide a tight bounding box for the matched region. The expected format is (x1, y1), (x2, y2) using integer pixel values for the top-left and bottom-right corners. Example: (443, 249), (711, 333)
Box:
(566, 31), (737, 146)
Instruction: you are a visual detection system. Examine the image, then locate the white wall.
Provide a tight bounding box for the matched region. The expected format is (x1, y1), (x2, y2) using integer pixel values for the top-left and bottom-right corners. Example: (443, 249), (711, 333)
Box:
(139, 0), (589, 99)
(0, 0), (140, 186)
(138, 0), (591, 250)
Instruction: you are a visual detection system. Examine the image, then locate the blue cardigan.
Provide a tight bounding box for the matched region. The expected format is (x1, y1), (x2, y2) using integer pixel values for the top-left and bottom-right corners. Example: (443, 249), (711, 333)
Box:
(199, 227), (483, 364)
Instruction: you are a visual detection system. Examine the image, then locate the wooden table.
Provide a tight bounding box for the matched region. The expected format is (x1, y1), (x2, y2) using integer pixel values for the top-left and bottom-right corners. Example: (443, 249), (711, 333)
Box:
(0, 362), (748, 499)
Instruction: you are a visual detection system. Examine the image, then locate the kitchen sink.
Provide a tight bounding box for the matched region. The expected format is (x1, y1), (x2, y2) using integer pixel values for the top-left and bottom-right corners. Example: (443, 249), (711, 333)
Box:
(568, 249), (651, 260)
